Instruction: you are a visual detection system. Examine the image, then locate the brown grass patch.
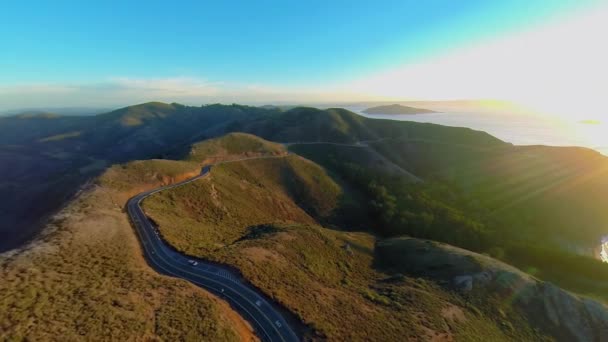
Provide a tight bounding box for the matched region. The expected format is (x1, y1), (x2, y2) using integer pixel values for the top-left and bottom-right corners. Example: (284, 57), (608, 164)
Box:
(0, 174), (253, 341)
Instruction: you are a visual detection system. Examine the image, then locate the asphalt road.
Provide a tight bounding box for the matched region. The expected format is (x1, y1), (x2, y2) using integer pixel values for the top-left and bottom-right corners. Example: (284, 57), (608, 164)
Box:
(127, 163), (299, 342)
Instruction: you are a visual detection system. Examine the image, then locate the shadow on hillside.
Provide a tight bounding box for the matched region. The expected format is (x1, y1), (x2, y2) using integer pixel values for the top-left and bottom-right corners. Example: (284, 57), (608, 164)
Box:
(0, 156), (108, 253)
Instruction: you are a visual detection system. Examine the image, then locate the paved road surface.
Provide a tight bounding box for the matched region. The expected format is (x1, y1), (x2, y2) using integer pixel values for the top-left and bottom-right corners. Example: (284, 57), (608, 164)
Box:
(127, 162), (299, 342)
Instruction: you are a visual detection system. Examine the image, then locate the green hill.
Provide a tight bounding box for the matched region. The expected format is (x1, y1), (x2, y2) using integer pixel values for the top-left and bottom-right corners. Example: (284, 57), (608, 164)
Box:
(370, 138), (608, 247)
(141, 133), (543, 341)
(187, 132), (286, 163)
(343, 137), (608, 300)
(6, 120), (608, 340)
(0, 103), (273, 252)
(0, 145), (258, 341)
(143, 154), (343, 252)
(237, 106), (503, 146)
(0, 102), (504, 252)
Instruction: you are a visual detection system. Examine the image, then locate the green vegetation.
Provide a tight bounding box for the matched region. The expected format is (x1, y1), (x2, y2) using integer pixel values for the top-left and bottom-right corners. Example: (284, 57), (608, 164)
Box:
(142, 134), (545, 340)
(0, 102), (504, 251)
(2, 132), (301, 339)
(143, 155), (341, 252)
(5, 102), (608, 340)
(237, 106), (504, 147)
(210, 222), (539, 341)
(292, 143), (490, 251)
(296, 139), (608, 301)
(188, 132), (286, 163)
(0, 176), (249, 341)
(370, 138), (608, 245)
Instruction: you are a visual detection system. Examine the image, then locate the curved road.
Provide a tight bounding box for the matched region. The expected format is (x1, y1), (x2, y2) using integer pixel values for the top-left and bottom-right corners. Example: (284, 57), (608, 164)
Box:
(127, 161), (299, 342)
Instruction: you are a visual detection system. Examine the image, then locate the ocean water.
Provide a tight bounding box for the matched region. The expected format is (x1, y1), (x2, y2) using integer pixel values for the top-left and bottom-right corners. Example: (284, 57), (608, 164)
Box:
(347, 107), (608, 156)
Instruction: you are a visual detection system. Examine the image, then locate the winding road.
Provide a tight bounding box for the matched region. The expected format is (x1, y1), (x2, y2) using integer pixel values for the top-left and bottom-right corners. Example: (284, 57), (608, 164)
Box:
(126, 144), (420, 341)
(127, 160), (299, 342)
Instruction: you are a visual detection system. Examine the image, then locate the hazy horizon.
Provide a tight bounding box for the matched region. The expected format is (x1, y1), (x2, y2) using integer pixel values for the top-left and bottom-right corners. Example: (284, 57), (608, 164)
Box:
(2, 1), (606, 120)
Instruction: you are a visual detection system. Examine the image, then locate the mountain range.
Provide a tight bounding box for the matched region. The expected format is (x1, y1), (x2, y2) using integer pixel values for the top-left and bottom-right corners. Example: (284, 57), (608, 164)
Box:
(2, 102), (608, 340)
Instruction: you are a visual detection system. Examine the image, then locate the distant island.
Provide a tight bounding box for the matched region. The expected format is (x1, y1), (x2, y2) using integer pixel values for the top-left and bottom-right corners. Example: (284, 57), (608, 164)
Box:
(579, 119), (601, 125)
(363, 104), (438, 115)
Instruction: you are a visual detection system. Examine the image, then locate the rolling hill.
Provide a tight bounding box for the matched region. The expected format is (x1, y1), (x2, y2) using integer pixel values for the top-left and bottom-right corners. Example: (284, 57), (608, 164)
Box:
(140, 133), (546, 340)
(0, 102), (503, 252)
(4, 102), (608, 340)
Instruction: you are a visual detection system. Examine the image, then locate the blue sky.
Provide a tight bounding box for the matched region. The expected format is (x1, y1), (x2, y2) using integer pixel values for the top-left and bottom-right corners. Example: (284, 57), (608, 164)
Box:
(0, 0), (605, 110)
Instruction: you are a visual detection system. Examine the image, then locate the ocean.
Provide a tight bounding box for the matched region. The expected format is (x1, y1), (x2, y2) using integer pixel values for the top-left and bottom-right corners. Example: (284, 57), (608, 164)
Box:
(346, 106), (608, 156)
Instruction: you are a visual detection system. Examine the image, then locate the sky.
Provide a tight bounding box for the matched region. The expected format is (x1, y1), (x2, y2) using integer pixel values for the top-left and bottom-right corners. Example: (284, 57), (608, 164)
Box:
(0, 0), (606, 117)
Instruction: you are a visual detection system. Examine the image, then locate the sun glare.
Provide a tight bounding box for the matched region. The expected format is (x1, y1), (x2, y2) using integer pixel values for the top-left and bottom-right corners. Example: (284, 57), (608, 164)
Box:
(347, 4), (608, 122)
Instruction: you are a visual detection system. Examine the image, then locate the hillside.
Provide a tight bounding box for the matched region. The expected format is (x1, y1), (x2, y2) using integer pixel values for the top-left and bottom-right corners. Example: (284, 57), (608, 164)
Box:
(363, 104), (438, 115)
(187, 132), (286, 163)
(0, 103), (273, 252)
(5, 124), (608, 340)
(0, 157), (255, 341)
(377, 237), (608, 342)
(284, 140), (608, 305)
(143, 155), (344, 253)
(352, 137), (608, 300)
(0, 102), (504, 252)
(5, 103), (608, 340)
(141, 134), (544, 340)
(370, 138), (608, 248)
(237, 106), (503, 146)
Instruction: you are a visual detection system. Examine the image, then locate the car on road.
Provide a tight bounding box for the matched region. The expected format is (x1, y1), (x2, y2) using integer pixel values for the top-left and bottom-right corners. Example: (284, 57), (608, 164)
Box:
(275, 320), (282, 328)
(188, 260), (198, 266)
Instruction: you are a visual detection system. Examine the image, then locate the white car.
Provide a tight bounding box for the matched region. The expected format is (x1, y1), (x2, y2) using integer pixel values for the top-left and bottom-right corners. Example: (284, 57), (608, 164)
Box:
(188, 260), (198, 266)
(275, 320), (282, 328)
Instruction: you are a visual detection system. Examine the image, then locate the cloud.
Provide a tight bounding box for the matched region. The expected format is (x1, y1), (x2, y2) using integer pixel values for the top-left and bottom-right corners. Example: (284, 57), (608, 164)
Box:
(344, 4), (608, 119)
(0, 77), (384, 111)
(106, 77), (222, 96)
(0, 77), (226, 110)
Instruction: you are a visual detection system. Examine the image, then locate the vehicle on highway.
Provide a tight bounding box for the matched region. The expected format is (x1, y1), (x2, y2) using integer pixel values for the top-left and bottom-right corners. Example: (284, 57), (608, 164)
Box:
(188, 259), (198, 266)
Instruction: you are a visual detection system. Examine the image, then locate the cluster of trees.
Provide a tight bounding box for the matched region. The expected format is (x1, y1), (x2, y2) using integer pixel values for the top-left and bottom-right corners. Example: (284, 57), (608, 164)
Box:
(323, 155), (492, 252)
(322, 152), (608, 300)
(293, 145), (608, 301)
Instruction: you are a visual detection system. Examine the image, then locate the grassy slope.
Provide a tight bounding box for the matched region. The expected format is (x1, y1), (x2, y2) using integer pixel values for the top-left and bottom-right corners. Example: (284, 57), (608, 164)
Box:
(143, 137), (542, 341)
(371, 138), (608, 245)
(237, 107), (505, 147)
(188, 132), (287, 163)
(370, 138), (608, 300)
(144, 155), (340, 252)
(5, 103), (608, 339)
(0, 102), (503, 252)
(0, 102), (273, 253)
(0, 162), (254, 341)
(101, 159), (200, 192)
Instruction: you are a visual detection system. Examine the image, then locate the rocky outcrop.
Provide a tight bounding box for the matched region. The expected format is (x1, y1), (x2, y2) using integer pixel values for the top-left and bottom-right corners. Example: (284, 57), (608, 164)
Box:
(377, 237), (608, 342)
